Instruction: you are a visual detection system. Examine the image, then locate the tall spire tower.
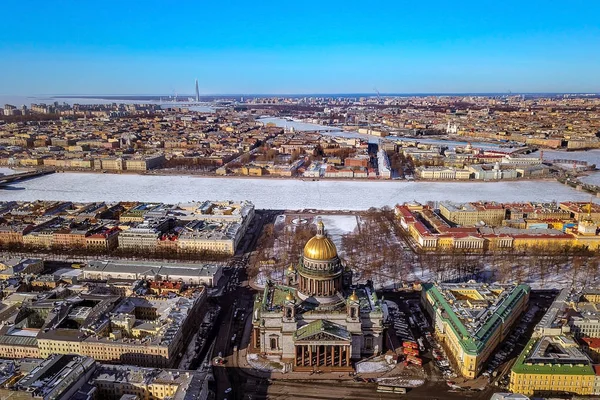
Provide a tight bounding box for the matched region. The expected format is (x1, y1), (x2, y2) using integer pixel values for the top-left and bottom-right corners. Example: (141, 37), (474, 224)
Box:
(195, 79), (200, 102)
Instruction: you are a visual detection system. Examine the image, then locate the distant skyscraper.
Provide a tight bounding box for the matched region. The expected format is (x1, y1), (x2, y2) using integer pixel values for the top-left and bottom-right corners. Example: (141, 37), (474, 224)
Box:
(195, 79), (199, 102)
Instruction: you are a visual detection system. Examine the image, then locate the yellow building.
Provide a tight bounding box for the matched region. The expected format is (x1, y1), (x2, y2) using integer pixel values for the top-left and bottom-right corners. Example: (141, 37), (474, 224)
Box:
(510, 336), (595, 396)
(439, 201), (506, 226)
(177, 235), (235, 254)
(421, 282), (529, 378)
(93, 365), (202, 400)
(100, 157), (124, 170)
(241, 165), (264, 176)
(22, 231), (54, 249)
(19, 157), (44, 166)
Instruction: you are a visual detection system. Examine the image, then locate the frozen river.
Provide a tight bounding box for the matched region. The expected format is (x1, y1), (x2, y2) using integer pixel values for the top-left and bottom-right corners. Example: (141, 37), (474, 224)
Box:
(0, 172), (595, 210)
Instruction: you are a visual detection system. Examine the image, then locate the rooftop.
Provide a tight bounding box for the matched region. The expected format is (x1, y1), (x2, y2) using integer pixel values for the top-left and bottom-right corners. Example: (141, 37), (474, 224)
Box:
(512, 336), (594, 375)
(423, 281), (529, 354)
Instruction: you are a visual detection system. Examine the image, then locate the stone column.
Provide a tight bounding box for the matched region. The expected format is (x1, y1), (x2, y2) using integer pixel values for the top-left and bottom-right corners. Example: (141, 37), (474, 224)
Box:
(301, 345), (305, 366)
(346, 346), (350, 366)
(330, 345), (334, 366)
(295, 346), (299, 366)
(317, 345), (321, 366)
(309, 345), (313, 366)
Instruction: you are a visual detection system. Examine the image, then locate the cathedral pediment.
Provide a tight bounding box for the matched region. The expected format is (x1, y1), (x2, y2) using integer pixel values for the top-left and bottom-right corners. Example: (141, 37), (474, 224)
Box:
(294, 320), (351, 342)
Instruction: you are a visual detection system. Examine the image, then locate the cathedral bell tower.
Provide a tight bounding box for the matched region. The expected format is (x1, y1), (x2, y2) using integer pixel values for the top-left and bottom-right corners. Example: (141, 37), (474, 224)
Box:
(347, 290), (360, 320)
(285, 264), (297, 286)
(284, 291), (296, 321)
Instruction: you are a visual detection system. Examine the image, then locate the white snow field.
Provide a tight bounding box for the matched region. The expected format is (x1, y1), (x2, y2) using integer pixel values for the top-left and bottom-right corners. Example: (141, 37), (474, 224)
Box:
(317, 215), (359, 236)
(0, 173), (595, 210)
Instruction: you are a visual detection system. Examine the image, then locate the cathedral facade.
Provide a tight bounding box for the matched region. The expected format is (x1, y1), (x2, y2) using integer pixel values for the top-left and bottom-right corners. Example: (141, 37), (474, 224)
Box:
(251, 220), (385, 371)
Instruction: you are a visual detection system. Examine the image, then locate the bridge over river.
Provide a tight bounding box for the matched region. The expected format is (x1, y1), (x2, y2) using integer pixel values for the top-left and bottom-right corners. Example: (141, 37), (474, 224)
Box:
(0, 170), (54, 185)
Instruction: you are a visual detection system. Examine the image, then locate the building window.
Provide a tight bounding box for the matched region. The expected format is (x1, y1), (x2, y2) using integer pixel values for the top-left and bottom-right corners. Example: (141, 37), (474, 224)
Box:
(270, 336), (278, 350)
(365, 336), (373, 351)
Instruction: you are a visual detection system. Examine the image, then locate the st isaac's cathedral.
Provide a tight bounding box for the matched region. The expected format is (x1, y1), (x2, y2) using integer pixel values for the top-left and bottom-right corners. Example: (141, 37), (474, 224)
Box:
(251, 220), (385, 371)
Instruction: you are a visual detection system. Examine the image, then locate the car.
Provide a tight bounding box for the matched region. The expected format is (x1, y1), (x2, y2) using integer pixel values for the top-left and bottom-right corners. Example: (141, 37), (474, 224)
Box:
(225, 388), (232, 394)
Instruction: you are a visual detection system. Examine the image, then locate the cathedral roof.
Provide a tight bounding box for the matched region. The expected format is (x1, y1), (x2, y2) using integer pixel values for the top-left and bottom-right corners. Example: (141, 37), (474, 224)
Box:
(295, 320), (351, 341)
(303, 220), (338, 261)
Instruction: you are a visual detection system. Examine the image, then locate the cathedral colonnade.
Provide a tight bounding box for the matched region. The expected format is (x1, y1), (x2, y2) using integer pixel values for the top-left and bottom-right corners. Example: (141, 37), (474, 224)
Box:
(294, 343), (351, 369)
(297, 273), (342, 297)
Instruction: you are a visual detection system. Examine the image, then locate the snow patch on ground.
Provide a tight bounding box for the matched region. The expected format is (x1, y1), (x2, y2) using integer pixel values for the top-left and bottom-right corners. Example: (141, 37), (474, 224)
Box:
(246, 353), (285, 372)
(318, 215), (358, 235)
(254, 269), (284, 289)
(318, 214), (358, 251)
(376, 377), (426, 387)
(355, 358), (395, 374)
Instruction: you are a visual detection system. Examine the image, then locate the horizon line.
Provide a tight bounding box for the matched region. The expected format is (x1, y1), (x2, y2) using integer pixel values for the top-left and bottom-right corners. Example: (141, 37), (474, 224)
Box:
(32, 91), (600, 97)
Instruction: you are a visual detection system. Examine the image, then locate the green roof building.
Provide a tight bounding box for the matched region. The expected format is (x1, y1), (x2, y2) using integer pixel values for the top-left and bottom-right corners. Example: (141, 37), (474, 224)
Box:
(421, 281), (529, 378)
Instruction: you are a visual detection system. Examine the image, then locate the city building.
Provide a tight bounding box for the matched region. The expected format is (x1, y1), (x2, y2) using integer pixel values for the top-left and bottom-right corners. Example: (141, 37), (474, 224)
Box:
(439, 201), (506, 226)
(251, 220), (385, 371)
(0, 355), (209, 400)
(92, 364), (209, 400)
(0, 287), (207, 369)
(510, 336), (595, 396)
(421, 281), (529, 378)
(396, 202), (600, 252)
(0, 355), (97, 400)
(510, 287), (600, 396)
(83, 259), (223, 287)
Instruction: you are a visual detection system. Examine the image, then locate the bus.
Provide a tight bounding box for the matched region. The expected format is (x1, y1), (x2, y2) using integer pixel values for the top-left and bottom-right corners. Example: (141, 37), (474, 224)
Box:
(376, 384), (407, 394)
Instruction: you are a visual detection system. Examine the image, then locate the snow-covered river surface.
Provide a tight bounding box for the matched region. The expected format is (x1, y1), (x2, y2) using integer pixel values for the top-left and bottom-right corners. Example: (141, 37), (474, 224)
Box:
(0, 172), (595, 210)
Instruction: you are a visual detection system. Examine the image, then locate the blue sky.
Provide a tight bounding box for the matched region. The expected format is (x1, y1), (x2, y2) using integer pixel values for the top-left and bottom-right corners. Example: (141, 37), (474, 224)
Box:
(1, 0), (599, 95)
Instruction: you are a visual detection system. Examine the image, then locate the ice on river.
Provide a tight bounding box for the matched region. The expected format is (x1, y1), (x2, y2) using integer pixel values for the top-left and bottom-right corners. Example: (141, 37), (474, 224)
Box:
(0, 172), (596, 210)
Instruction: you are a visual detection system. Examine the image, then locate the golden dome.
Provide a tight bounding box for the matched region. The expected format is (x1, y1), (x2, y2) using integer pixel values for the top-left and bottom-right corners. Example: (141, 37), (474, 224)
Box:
(285, 291), (294, 301)
(349, 290), (359, 302)
(303, 221), (338, 260)
(287, 264), (295, 272)
(303, 235), (338, 260)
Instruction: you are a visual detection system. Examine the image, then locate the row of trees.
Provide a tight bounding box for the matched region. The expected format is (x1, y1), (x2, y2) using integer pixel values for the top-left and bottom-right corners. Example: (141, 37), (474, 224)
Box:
(247, 218), (317, 281)
(247, 207), (600, 289)
(387, 151), (415, 178)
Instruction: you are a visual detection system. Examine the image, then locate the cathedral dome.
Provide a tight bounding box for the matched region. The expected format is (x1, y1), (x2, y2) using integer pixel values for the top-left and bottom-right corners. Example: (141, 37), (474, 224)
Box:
(303, 221), (338, 260)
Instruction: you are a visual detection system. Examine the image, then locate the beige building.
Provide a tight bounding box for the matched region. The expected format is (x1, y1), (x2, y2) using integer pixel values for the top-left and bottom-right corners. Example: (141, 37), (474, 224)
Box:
(439, 201), (506, 226)
(416, 166), (472, 180)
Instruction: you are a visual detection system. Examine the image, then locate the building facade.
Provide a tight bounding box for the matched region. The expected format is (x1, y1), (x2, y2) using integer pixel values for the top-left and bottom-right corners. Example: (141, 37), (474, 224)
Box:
(251, 221), (384, 371)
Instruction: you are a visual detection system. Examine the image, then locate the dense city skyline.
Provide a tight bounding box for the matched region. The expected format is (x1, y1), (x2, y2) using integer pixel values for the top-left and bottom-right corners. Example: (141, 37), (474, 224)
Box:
(1, 0), (599, 95)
